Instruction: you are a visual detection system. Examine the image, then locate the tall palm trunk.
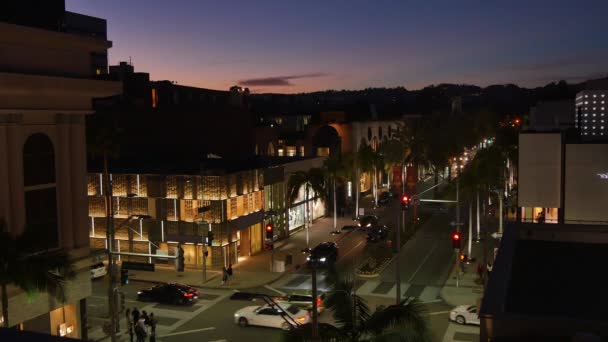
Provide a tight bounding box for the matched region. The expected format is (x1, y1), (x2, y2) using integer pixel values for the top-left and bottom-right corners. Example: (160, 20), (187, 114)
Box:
(476, 190), (480, 241)
(468, 202), (473, 257)
(2, 283), (9, 328)
(373, 165), (378, 206)
(333, 177), (337, 231)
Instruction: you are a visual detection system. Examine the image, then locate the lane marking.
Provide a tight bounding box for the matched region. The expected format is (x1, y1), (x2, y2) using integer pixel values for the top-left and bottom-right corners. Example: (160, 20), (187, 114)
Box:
(159, 326), (215, 337)
(264, 285), (286, 296)
(407, 242), (438, 283)
(425, 310), (450, 316)
(340, 240), (364, 260)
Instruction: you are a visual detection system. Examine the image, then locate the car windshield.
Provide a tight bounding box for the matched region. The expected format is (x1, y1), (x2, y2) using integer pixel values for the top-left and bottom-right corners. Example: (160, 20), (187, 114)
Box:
(286, 305), (300, 315)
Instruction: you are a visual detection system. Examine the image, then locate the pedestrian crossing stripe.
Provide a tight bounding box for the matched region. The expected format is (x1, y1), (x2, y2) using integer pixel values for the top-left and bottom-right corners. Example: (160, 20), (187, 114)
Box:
(274, 274), (441, 302)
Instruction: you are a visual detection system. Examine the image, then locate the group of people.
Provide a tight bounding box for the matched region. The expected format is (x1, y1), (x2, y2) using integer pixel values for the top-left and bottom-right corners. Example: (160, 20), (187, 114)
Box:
(221, 263), (233, 285)
(126, 307), (157, 342)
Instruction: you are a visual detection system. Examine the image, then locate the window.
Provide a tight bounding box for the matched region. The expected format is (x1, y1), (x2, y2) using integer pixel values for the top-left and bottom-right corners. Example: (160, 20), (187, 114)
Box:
(299, 145), (305, 156)
(23, 133), (58, 249)
(151, 88), (158, 108)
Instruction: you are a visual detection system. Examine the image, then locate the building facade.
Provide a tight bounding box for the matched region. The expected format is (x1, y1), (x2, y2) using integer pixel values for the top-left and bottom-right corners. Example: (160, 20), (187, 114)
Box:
(0, 1), (121, 338)
(575, 90), (607, 138)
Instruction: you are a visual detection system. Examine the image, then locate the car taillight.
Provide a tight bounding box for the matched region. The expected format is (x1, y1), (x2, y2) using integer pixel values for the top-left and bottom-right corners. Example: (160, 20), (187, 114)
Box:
(184, 293), (193, 298)
(317, 298), (322, 306)
(297, 317), (307, 322)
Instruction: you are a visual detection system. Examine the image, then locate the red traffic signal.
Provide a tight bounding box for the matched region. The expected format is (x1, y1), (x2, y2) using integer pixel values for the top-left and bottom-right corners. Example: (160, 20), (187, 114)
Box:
(266, 223), (274, 239)
(266, 223), (273, 232)
(401, 195), (409, 203)
(451, 231), (461, 249)
(400, 194), (410, 210)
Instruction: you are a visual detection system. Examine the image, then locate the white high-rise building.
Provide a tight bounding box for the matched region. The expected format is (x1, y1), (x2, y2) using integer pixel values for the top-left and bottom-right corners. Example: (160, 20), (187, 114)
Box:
(575, 90), (607, 138)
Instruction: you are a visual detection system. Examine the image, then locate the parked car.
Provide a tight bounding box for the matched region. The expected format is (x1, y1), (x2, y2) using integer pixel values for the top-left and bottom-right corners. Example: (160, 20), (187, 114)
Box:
(306, 242), (338, 266)
(357, 215), (379, 229)
(367, 225), (389, 242)
(90, 262), (107, 280)
(137, 283), (198, 305)
(449, 305), (480, 325)
(234, 304), (310, 330)
(275, 293), (326, 314)
(377, 192), (394, 205)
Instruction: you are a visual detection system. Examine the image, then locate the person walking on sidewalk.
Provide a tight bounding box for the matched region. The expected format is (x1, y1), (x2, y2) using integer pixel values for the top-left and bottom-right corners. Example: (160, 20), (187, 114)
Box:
(131, 307), (140, 326)
(148, 312), (157, 342)
(486, 261), (493, 279)
(477, 262), (485, 284)
(227, 263), (233, 285)
(125, 308), (134, 342)
(221, 266), (228, 285)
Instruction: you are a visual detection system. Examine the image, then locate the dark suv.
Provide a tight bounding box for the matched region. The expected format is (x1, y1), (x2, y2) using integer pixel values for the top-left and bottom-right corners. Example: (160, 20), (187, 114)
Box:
(378, 192), (394, 205)
(307, 242), (338, 266)
(357, 215), (379, 230)
(367, 225), (389, 242)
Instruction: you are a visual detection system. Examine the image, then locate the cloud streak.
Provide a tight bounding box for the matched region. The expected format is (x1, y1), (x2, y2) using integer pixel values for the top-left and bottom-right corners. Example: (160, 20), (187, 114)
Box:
(238, 72), (329, 86)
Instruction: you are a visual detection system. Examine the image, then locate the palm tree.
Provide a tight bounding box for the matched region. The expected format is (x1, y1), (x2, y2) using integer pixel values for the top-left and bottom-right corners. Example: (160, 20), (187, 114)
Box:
(284, 269), (430, 342)
(379, 138), (406, 192)
(0, 222), (76, 328)
(287, 168), (327, 248)
(358, 144), (384, 207)
(323, 153), (349, 232)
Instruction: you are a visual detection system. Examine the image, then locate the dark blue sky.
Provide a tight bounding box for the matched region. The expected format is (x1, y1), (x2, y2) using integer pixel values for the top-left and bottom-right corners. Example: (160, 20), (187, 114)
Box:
(67, 0), (608, 93)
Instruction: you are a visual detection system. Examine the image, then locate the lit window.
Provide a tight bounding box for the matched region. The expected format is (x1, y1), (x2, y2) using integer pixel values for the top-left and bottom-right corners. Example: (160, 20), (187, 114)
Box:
(602, 107), (605, 110)
(584, 114), (588, 117)
(593, 94), (597, 97)
(585, 95), (588, 98)
(151, 88), (158, 108)
(585, 101), (588, 104)
(602, 126), (605, 129)
(593, 114), (596, 117)
(593, 101), (597, 104)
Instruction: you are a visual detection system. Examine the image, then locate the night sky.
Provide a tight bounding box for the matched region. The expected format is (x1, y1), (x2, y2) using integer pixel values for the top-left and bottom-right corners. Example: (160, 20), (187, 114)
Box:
(67, 0), (608, 93)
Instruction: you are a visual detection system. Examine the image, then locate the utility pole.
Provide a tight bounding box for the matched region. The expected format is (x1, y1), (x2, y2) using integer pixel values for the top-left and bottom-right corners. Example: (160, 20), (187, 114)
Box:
(311, 261), (319, 340)
(103, 155), (118, 342)
(395, 207), (402, 304)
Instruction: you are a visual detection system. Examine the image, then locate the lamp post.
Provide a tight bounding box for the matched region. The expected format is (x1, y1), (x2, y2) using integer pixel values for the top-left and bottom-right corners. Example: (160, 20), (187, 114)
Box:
(197, 206), (212, 282)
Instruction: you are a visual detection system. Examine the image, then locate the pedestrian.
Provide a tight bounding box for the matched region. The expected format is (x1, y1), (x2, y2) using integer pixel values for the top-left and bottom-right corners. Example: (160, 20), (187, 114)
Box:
(221, 266), (228, 285)
(125, 308), (134, 342)
(486, 261), (493, 279)
(141, 310), (149, 327)
(477, 262), (485, 284)
(131, 307), (140, 325)
(148, 312), (157, 342)
(134, 318), (147, 342)
(227, 263), (233, 284)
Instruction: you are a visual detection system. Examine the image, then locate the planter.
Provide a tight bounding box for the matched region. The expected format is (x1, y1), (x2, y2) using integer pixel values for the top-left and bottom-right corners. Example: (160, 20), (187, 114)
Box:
(355, 255), (392, 278)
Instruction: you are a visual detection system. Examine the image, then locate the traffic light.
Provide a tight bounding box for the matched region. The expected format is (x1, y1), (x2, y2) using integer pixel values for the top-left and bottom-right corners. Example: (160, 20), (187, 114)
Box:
(266, 223), (274, 240)
(400, 194), (410, 210)
(120, 268), (129, 285)
(207, 231), (214, 246)
(176, 246), (185, 272)
(459, 253), (465, 262)
(451, 231), (461, 249)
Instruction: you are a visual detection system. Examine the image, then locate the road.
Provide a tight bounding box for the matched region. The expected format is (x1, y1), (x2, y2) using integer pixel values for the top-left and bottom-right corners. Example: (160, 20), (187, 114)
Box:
(87, 180), (479, 341)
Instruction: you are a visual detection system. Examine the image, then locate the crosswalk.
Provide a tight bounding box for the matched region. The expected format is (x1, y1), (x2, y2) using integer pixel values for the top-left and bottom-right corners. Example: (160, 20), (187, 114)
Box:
(273, 274), (442, 303)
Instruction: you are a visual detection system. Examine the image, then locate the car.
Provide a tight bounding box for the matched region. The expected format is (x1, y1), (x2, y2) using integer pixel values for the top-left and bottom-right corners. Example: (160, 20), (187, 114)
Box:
(377, 192), (393, 205)
(275, 293), (326, 314)
(367, 225), (389, 242)
(168, 282), (200, 297)
(90, 262), (107, 279)
(234, 304), (310, 330)
(357, 215), (379, 230)
(449, 305), (480, 325)
(137, 283), (198, 305)
(306, 242), (338, 266)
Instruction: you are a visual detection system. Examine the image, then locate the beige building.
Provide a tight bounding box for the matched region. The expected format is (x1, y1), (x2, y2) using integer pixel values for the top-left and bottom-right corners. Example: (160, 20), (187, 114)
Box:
(0, 6), (121, 339)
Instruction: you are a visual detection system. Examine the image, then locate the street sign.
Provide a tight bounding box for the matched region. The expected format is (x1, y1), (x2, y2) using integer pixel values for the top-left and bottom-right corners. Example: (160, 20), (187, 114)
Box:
(491, 232), (503, 239)
(358, 208), (365, 216)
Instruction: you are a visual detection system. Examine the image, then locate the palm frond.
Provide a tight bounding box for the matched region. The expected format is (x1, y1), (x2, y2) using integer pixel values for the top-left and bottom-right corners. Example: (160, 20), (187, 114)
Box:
(287, 171), (307, 204)
(364, 299), (429, 339)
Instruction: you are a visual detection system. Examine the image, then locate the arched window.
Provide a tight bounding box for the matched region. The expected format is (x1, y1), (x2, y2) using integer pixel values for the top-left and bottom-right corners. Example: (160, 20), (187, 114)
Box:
(378, 126), (383, 138)
(367, 127), (372, 141)
(23, 133), (58, 248)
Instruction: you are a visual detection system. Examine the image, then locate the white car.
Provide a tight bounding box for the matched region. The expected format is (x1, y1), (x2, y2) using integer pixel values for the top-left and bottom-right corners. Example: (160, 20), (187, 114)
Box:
(90, 262), (107, 279)
(234, 304), (310, 330)
(449, 305), (480, 325)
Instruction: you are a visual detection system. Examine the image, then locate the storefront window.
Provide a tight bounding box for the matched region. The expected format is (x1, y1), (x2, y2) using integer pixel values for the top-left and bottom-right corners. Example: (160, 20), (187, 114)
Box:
(289, 204), (305, 230)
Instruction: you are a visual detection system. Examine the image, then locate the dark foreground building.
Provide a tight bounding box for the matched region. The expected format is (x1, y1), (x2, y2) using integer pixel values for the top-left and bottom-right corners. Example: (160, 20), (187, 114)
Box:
(480, 222), (608, 341)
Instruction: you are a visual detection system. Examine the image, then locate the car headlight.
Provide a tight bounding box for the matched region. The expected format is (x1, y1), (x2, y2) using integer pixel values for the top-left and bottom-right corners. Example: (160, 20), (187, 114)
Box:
(234, 314), (240, 318)
(366, 223), (371, 227)
(137, 291), (142, 295)
(306, 256), (310, 261)
(320, 257), (326, 262)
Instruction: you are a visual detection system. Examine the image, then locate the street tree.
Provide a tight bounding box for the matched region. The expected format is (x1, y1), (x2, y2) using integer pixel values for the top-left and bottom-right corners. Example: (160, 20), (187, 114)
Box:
(287, 168), (327, 248)
(0, 222), (76, 328)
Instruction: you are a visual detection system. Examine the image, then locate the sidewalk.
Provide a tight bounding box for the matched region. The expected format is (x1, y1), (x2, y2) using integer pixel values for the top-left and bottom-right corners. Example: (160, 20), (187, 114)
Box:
(440, 220), (498, 307)
(129, 215), (358, 290)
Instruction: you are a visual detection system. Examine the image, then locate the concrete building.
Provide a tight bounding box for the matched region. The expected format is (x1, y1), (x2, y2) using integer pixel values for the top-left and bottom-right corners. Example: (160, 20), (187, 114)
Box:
(518, 132), (608, 224)
(575, 90), (607, 139)
(528, 100), (575, 131)
(0, 0), (121, 338)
